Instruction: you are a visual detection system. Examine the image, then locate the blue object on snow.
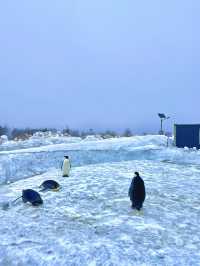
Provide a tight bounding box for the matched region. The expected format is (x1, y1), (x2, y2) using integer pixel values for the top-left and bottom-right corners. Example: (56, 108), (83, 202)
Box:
(174, 124), (200, 149)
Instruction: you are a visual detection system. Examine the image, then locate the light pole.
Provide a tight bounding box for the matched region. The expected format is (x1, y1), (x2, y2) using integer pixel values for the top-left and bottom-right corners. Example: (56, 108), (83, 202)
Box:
(158, 113), (170, 135)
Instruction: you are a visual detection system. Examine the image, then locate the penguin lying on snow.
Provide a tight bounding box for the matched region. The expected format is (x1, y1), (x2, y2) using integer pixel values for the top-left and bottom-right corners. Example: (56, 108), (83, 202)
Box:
(2, 189), (43, 210)
(22, 189), (43, 206)
(39, 180), (60, 192)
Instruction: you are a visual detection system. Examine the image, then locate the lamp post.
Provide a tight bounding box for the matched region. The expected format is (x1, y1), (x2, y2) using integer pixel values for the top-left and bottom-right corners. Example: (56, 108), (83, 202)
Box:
(158, 113), (170, 135)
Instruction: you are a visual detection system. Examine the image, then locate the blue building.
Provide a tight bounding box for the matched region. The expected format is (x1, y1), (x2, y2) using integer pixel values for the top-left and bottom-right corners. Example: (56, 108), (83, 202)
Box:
(174, 124), (200, 149)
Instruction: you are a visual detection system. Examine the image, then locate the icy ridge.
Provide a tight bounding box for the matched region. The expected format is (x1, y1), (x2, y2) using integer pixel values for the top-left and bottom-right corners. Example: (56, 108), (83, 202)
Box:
(1, 135), (200, 184)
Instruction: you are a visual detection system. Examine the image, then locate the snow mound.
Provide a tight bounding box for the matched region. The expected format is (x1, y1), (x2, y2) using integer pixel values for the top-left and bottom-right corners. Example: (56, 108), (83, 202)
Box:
(0, 135), (8, 144)
(0, 135), (171, 184)
(2, 134), (200, 184)
(83, 135), (103, 141)
(0, 135), (82, 151)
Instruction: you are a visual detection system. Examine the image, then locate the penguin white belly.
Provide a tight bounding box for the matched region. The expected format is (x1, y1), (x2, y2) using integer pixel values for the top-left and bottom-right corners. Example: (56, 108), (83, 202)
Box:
(62, 160), (70, 176)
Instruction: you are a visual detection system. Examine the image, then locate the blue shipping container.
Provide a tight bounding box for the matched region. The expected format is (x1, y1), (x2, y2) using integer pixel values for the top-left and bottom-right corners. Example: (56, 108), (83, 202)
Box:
(174, 124), (200, 149)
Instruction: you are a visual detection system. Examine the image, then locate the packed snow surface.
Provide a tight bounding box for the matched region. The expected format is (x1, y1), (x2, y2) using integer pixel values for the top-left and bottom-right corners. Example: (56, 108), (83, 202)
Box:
(0, 135), (200, 265)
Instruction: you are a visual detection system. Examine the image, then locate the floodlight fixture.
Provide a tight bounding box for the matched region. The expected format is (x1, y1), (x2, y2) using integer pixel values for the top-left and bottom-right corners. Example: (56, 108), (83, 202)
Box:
(158, 113), (166, 119)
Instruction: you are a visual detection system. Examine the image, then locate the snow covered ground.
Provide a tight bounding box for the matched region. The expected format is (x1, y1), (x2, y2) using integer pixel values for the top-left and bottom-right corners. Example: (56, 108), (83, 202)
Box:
(0, 135), (200, 265)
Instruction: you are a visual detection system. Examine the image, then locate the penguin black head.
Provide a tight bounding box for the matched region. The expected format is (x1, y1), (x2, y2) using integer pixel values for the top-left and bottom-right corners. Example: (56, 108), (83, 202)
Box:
(134, 172), (140, 177)
(64, 156), (69, 159)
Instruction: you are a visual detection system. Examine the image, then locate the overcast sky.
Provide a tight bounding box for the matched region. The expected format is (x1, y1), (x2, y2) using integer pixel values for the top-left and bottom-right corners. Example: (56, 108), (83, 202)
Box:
(0, 1), (200, 133)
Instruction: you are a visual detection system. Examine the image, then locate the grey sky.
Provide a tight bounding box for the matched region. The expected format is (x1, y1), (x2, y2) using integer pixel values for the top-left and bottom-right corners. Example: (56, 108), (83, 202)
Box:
(0, 1), (200, 133)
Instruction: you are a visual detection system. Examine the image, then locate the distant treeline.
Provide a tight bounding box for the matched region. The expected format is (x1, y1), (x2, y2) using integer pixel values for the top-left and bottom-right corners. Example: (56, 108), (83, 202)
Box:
(0, 125), (133, 140)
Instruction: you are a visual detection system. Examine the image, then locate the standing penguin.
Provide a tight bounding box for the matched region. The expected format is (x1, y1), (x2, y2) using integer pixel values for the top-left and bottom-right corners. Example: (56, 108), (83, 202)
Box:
(128, 172), (146, 211)
(61, 156), (71, 177)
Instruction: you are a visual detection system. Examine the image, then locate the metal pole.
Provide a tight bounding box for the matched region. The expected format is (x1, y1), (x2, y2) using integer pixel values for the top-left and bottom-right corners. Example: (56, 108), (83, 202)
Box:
(160, 119), (163, 135)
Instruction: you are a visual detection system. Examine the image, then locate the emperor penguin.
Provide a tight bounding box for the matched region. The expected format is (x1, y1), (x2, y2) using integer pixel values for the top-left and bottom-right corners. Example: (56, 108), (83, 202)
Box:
(61, 155), (71, 177)
(128, 172), (146, 211)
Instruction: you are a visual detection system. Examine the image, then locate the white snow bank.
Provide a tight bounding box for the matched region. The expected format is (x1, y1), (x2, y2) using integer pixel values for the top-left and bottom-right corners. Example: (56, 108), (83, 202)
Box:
(83, 135), (103, 141)
(0, 135), (82, 151)
(0, 135), (171, 154)
(0, 160), (200, 265)
(0, 135), (8, 144)
(1, 135), (200, 184)
(0, 135), (173, 184)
